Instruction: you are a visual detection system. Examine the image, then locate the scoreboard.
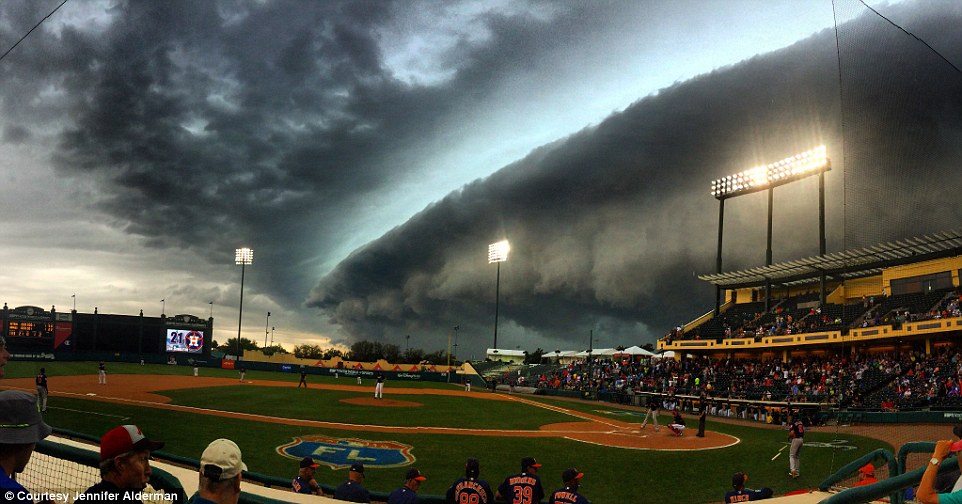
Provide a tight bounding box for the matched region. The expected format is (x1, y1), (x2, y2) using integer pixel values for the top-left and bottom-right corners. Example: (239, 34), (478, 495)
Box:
(166, 329), (205, 353)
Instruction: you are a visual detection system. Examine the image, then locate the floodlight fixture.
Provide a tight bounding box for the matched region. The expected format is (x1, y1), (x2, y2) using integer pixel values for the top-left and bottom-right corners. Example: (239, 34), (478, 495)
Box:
(488, 240), (510, 264)
(235, 247), (254, 265)
(710, 146), (829, 199)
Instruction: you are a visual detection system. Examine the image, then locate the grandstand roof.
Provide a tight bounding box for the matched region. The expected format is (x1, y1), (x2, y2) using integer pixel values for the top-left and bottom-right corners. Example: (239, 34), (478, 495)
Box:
(698, 228), (962, 288)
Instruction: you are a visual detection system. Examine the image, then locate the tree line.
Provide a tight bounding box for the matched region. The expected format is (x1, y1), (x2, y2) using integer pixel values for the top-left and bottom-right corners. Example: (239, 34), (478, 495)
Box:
(213, 338), (455, 364)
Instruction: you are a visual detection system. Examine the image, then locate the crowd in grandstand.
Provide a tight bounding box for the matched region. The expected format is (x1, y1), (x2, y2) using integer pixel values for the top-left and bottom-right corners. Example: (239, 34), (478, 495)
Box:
(664, 288), (961, 342)
(494, 345), (962, 416)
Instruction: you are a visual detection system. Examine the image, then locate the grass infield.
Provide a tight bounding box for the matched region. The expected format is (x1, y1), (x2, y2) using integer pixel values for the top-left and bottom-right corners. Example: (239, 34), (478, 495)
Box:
(3, 362), (891, 503)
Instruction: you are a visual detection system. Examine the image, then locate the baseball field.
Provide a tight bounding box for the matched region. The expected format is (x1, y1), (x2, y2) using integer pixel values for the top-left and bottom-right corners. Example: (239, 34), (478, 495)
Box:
(1, 361), (894, 503)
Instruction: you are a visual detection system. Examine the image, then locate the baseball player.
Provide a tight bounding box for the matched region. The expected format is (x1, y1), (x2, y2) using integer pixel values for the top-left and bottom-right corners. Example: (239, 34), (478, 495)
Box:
(97, 361), (107, 385)
(388, 468), (426, 504)
(35, 367), (48, 412)
(445, 458), (493, 504)
(292, 456), (321, 495)
(640, 395), (661, 432)
(334, 463), (371, 503)
(788, 412), (804, 478)
(548, 468), (590, 504)
(238, 366), (246, 382)
(375, 372), (385, 399)
(193, 363), (199, 377)
(298, 368), (308, 388)
(724, 472), (773, 502)
(357, 374), (362, 385)
(668, 408), (686, 436)
(497, 456), (545, 504)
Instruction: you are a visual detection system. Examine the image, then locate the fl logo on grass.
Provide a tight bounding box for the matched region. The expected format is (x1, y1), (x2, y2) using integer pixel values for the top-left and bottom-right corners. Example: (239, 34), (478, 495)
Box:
(277, 436), (416, 469)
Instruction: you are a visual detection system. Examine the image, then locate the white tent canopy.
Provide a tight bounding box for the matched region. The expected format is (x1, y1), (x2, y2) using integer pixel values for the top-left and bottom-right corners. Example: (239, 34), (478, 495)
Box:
(651, 350), (675, 359)
(614, 345), (654, 357)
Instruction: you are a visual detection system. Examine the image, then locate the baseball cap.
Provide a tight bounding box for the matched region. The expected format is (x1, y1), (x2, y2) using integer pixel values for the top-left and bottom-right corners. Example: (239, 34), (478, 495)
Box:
(200, 439), (247, 480)
(950, 439), (962, 453)
(405, 468), (426, 481)
(562, 468), (583, 483)
(521, 457), (541, 471)
(858, 464), (874, 476)
(732, 472), (747, 487)
(100, 425), (164, 461)
(300, 456), (320, 469)
(0, 391), (52, 444)
(465, 458), (480, 477)
(350, 463), (365, 474)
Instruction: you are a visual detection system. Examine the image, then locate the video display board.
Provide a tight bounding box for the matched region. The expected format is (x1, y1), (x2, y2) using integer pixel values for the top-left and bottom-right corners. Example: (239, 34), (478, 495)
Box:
(166, 329), (204, 353)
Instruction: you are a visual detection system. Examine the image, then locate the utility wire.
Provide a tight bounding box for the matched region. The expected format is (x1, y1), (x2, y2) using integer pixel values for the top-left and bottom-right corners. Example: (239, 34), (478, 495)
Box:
(0, 0), (71, 65)
(857, 0), (962, 75)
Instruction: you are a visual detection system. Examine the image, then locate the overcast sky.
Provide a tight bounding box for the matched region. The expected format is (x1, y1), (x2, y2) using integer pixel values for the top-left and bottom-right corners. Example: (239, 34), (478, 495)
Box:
(1, 0), (959, 359)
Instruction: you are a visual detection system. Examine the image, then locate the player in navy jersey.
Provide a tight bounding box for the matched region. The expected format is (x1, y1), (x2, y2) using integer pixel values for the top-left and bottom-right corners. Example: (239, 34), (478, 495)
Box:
(35, 367), (48, 412)
(388, 468), (426, 504)
(334, 463), (371, 503)
(724, 472), (773, 502)
(497, 457), (545, 504)
(446, 458), (493, 504)
(788, 412), (805, 478)
(292, 456), (321, 495)
(548, 468), (590, 504)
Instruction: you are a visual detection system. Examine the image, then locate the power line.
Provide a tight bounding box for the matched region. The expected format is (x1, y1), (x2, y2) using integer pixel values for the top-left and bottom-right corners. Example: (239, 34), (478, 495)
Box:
(0, 0), (71, 65)
(857, 0), (961, 75)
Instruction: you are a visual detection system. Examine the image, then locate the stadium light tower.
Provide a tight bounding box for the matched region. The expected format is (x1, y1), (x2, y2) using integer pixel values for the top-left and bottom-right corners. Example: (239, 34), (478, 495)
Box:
(235, 247), (253, 360)
(488, 240), (510, 351)
(710, 146), (831, 312)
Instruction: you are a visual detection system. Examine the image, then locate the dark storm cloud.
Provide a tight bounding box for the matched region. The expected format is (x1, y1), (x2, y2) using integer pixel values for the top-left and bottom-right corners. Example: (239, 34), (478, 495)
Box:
(0, 0), (589, 307)
(308, 0), (962, 353)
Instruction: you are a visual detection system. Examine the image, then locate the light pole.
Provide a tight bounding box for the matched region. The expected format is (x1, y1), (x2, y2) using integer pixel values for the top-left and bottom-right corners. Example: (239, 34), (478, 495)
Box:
(235, 247), (253, 360)
(488, 240), (510, 351)
(264, 311), (271, 348)
(453, 325), (459, 363)
(161, 298), (165, 316)
(270, 326), (275, 346)
(405, 334), (410, 353)
(709, 146), (830, 312)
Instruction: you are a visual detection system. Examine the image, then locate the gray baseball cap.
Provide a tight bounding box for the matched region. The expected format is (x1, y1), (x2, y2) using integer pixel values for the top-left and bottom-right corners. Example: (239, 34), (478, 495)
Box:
(0, 390), (53, 444)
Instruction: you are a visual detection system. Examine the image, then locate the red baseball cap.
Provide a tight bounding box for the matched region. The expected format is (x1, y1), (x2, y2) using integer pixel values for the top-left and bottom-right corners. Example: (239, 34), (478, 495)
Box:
(100, 425), (164, 461)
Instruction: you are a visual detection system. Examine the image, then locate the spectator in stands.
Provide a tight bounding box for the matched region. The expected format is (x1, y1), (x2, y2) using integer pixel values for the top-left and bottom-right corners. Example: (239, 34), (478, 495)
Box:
(0, 391), (52, 503)
(82, 425), (165, 502)
(724, 472), (772, 502)
(388, 468), (426, 504)
(292, 456), (321, 495)
(916, 439), (962, 504)
(0, 335), (10, 378)
(934, 424), (962, 494)
(188, 439), (246, 504)
(334, 463), (371, 503)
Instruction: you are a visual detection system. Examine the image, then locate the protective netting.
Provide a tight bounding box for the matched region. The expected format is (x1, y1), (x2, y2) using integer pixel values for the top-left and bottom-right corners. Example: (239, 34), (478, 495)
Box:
(17, 450), (102, 500)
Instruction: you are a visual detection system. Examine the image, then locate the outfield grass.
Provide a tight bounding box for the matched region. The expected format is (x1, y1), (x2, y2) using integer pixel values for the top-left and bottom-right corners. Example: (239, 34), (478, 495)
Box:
(2, 361), (892, 503)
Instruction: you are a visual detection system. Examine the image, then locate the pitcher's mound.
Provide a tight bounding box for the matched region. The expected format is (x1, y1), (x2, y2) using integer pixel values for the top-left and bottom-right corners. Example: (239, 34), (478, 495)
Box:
(340, 397), (423, 407)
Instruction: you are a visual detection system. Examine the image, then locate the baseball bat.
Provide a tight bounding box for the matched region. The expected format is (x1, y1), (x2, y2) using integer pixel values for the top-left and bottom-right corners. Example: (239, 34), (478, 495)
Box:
(771, 445), (788, 461)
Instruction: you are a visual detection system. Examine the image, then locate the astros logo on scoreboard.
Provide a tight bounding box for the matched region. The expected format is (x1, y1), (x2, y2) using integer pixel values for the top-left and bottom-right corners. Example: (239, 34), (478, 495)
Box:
(277, 436), (416, 469)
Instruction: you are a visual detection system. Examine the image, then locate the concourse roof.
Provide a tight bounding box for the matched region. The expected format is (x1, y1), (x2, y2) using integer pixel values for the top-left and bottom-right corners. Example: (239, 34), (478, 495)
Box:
(698, 228), (962, 289)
